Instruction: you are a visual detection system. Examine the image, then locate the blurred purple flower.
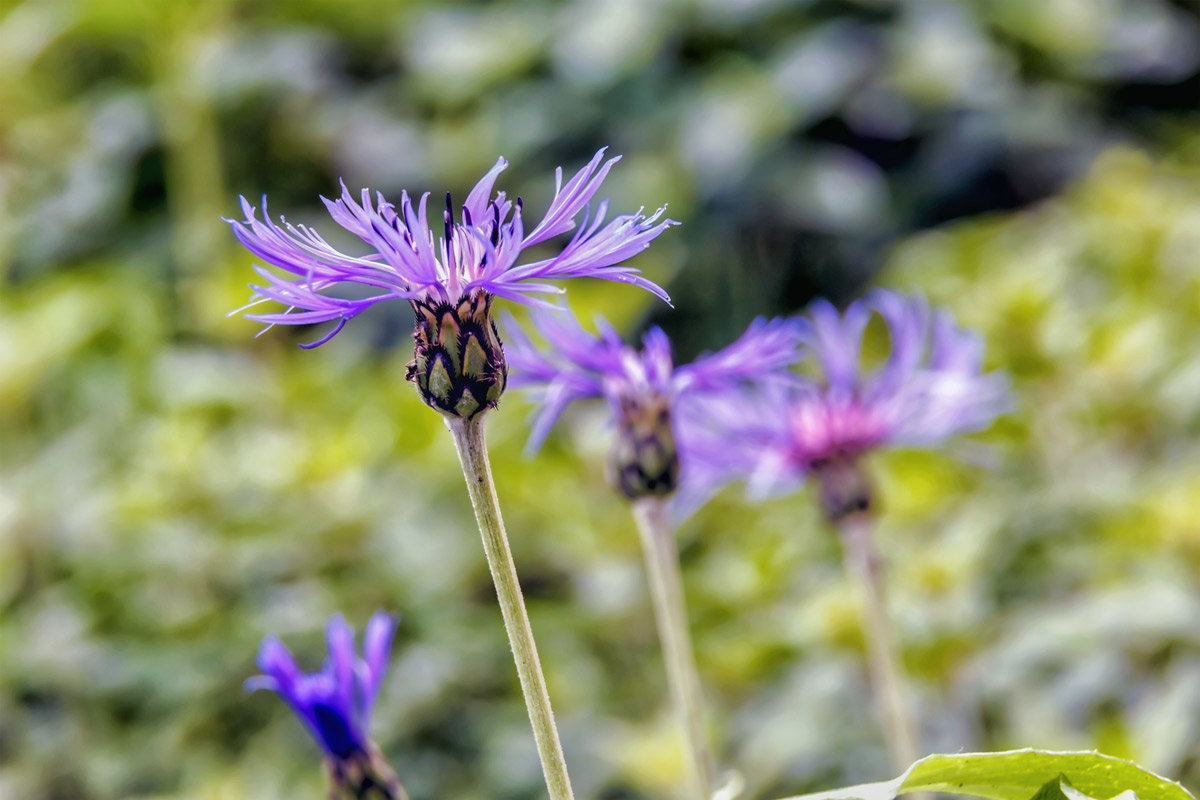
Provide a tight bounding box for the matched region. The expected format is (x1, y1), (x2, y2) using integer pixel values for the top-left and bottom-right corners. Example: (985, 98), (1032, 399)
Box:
(247, 612), (396, 760)
(713, 290), (1010, 514)
(228, 149), (676, 347)
(505, 305), (806, 508)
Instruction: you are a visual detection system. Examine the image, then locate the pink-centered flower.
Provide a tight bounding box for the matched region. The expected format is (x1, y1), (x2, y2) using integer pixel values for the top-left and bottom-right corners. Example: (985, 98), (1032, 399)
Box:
(708, 290), (1010, 517)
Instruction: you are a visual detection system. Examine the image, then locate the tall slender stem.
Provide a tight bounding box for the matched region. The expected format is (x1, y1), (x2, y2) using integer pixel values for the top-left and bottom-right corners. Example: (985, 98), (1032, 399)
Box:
(447, 415), (575, 800)
(836, 512), (920, 772)
(633, 496), (716, 800)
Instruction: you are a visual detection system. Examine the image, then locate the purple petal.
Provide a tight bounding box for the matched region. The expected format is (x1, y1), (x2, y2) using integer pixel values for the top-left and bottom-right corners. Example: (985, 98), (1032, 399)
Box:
(297, 317), (348, 349)
(463, 157), (509, 225)
(804, 297), (870, 393)
(522, 148), (617, 246)
(676, 316), (807, 393)
(256, 636), (304, 692)
(361, 612), (398, 710)
(325, 615), (358, 725)
(868, 289), (931, 398)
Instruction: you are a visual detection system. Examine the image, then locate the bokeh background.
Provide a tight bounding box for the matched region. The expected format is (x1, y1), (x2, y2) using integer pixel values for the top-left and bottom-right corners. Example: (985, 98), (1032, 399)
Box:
(3, 0), (1200, 798)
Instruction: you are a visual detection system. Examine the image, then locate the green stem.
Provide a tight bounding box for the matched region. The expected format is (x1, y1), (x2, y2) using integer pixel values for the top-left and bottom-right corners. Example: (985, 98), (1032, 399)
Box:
(836, 512), (920, 772)
(633, 496), (716, 800)
(153, 1), (229, 331)
(446, 415), (575, 800)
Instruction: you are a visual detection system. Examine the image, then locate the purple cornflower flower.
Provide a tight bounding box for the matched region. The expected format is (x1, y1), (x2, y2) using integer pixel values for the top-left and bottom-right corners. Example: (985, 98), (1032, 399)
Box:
(247, 612), (396, 763)
(712, 289), (1010, 520)
(505, 305), (806, 508)
(228, 150), (677, 419)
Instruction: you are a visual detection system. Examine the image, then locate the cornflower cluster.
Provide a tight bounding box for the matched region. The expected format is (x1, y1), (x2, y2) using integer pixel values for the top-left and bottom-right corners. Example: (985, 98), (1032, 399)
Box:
(232, 150), (1010, 800)
(504, 290), (1008, 520)
(234, 150), (677, 800)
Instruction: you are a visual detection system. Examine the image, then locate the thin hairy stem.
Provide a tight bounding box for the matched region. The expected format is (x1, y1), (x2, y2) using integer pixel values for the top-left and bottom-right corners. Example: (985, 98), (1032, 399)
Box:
(836, 512), (920, 773)
(633, 496), (717, 800)
(447, 416), (575, 800)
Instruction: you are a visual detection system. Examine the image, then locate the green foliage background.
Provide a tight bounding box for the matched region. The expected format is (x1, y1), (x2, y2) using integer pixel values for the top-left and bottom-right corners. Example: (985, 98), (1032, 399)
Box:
(2, 1), (1200, 799)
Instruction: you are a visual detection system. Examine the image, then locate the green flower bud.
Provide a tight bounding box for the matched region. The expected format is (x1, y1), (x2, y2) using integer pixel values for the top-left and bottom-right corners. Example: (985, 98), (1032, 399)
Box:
(407, 292), (507, 419)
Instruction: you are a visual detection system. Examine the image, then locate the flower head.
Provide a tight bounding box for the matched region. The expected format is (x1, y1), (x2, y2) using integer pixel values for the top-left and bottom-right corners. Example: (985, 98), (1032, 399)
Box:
(246, 612), (396, 761)
(712, 290), (1010, 519)
(228, 148), (674, 342)
(228, 149), (676, 419)
(505, 305), (805, 507)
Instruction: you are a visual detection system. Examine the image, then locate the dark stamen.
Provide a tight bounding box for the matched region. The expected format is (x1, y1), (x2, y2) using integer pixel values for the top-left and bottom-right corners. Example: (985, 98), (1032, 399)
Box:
(491, 202), (501, 247)
(443, 192), (454, 243)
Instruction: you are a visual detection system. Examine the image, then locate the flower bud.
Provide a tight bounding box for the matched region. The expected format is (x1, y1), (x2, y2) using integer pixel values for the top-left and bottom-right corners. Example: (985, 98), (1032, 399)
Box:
(328, 746), (409, 800)
(812, 454), (873, 523)
(609, 391), (679, 499)
(408, 291), (507, 419)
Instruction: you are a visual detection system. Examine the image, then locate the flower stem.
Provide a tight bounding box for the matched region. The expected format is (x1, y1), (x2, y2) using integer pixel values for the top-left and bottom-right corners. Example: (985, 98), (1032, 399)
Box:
(835, 512), (920, 773)
(633, 496), (716, 800)
(446, 415), (575, 800)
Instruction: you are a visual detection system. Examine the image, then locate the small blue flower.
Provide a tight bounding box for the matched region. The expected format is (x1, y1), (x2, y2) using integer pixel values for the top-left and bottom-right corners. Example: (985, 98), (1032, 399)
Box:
(505, 304), (806, 509)
(706, 289), (1010, 509)
(228, 149), (676, 347)
(247, 612), (397, 761)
